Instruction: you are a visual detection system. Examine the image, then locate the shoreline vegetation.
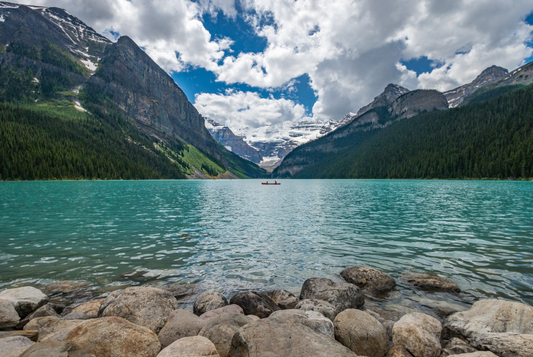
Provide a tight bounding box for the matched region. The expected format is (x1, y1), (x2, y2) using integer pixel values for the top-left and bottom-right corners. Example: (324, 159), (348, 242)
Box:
(0, 266), (530, 357)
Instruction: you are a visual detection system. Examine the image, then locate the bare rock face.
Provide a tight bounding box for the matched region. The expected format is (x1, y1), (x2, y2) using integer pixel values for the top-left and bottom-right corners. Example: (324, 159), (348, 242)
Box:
(401, 272), (460, 293)
(0, 299), (20, 329)
(99, 287), (178, 333)
(200, 305), (244, 320)
(269, 309), (334, 338)
(64, 316), (160, 357)
(19, 340), (95, 357)
(158, 336), (220, 357)
(267, 289), (299, 310)
(0, 336), (35, 357)
(340, 266), (396, 295)
(389, 90), (448, 121)
(356, 84), (411, 117)
(334, 309), (389, 357)
(229, 291), (280, 318)
(0, 287), (49, 318)
(158, 309), (208, 349)
(227, 318), (357, 357)
(69, 299), (104, 318)
(198, 313), (253, 357)
(24, 316), (85, 342)
(295, 299), (336, 320)
(443, 299), (533, 357)
(392, 313), (442, 357)
(194, 291), (229, 316)
(300, 278), (364, 317)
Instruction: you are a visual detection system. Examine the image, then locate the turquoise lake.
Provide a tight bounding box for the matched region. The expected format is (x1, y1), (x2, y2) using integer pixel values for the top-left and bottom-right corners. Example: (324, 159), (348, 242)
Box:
(1, 180), (532, 307)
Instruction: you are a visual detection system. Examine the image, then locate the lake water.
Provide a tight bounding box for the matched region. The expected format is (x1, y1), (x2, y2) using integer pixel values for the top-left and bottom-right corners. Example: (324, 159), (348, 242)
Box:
(1, 180), (532, 309)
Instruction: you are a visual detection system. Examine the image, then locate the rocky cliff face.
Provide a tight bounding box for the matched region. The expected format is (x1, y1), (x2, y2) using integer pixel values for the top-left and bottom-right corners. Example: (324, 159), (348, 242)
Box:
(206, 119), (263, 164)
(444, 66), (508, 108)
(356, 83), (410, 117)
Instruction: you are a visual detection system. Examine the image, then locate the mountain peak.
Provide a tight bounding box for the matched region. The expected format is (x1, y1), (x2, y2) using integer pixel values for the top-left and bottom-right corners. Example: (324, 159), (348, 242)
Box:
(355, 83), (410, 117)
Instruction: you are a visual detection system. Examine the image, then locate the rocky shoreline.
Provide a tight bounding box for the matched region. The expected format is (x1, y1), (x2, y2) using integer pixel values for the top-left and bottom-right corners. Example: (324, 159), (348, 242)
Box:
(0, 266), (531, 357)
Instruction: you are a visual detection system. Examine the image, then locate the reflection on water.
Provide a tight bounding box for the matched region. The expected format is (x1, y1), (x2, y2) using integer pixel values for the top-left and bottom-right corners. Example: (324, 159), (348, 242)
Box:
(0, 180), (532, 306)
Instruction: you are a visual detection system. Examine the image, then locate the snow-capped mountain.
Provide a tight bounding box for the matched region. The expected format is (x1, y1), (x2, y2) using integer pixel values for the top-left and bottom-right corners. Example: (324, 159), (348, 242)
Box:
(205, 119), (263, 164)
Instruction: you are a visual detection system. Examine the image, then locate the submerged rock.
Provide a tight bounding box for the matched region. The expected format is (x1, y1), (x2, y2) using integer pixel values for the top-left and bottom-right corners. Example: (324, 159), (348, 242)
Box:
(340, 266), (396, 295)
(334, 309), (389, 357)
(267, 289), (299, 309)
(0, 336), (35, 357)
(295, 299), (336, 320)
(227, 318), (357, 357)
(199, 305), (244, 320)
(401, 272), (460, 293)
(0, 287), (49, 318)
(158, 309), (208, 349)
(99, 287), (178, 333)
(392, 312), (442, 357)
(158, 336), (219, 357)
(194, 291), (228, 316)
(229, 291), (280, 318)
(269, 309), (334, 338)
(199, 313), (253, 357)
(300, 278), (364, 317)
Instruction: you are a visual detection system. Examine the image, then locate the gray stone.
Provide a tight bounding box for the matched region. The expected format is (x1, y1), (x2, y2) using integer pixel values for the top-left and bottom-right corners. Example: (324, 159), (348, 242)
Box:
(199, 305), (244, 320)
(0, 336), (35, 357)
(63, 313), (93, 320)
(267, 289), (299, 309)
(158, 309), (208, 349)
(227, 318), (357, 357)
(194, 291), (229, 316)
(441, 338), (478, 356)
(229, 291), (280, 318)
(246, 315), (260, 321)
(0, 299), (20, 329)
(99, 287), (178, 333)
(392, 313), (442, 357)
(269, 309), (334, 338)
(24, 316), (84, 342)
(199, 313), (252, 357)
(401, 272), (460, 293)
(0, 330), (39, 342)
(334, 309), (389, 357)
(68, 299), (104, 318)
(295, 299), (336, 320)
(0, 287), (49, 318)
(157, 336), (220, 357)
(340, 266), (396, 295)
(447, 353), (498, 357)
(19, 340), (95, 357)
(300, 278), (364, 317)
(19, 304), (61, 328)
(97, 290), (123, 316)
(386, 345), (415, 357)
(409, 296), (468, 319)
(64, 316), (161, 357)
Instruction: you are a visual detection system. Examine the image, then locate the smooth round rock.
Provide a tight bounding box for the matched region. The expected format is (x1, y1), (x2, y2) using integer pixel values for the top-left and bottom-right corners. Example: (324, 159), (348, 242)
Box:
(401, 272), (460, 293)
(24, 316), (85, 342)
(267, 290), (299, 309)
(334, 309), (389, 357)
(199, 313), (252, 357)
(269, 309), (334, 338)
(393, 313), (442, 357)
(227, 318), (357, 357)
(229, 291), (280, 318)
(0, 336), (35, 357)
(19, 340), (94, 357)
(340, 266), (396, 294)
(199, 305), (244, 320)
(0, 299), (20, 329)
(158, 309), (208, 349)
(65, 316), (160, 357)
(295, 299), (336, 320)
(0, 287), (49, 318)
(300, 278), (364, 317)
(69, 299), (104, 318)
(194, 292), (228, 316)
(158, 336), (220, 357)
(99, 287), (178, 333)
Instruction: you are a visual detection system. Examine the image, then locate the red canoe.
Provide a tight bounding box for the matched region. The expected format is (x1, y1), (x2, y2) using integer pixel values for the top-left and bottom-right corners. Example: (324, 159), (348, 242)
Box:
(262, 182), (280, 185)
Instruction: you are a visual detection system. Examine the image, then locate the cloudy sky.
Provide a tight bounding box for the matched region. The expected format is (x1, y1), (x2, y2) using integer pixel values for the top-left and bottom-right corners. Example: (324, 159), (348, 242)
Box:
(11, 0), (533, 130)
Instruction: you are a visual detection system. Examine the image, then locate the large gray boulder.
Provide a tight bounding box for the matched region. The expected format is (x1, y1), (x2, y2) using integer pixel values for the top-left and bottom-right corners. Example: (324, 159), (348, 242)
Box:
(443, 299), (533, 357)
(24, 316), (85, 342)
(158, 309), (208, 349)
(269, 309), (334, 338)
(227, 318), (357, 357)
(392, 313), (442, 357)
(295, 299), (336, 320)
(334, 309), (389, 357)
(200, 305), (244, 320)
(229, 291), (280, 318)
(0, 287), (49, 317)
(401, 272), (460, 293)
(19, 340), (95, 357)
(194, 291), (228, 316)
(99, 287), (178, 333)
(0, 299), (20, 329)
(267, 289), (299, 309)
(340, 266), (396, 295)
(0, 336), (35, 357)
(300, 278), (364, 317)
(199, 313), (253, 357)
(157, 336), (220, 357)
(64, 316), (161, 357)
